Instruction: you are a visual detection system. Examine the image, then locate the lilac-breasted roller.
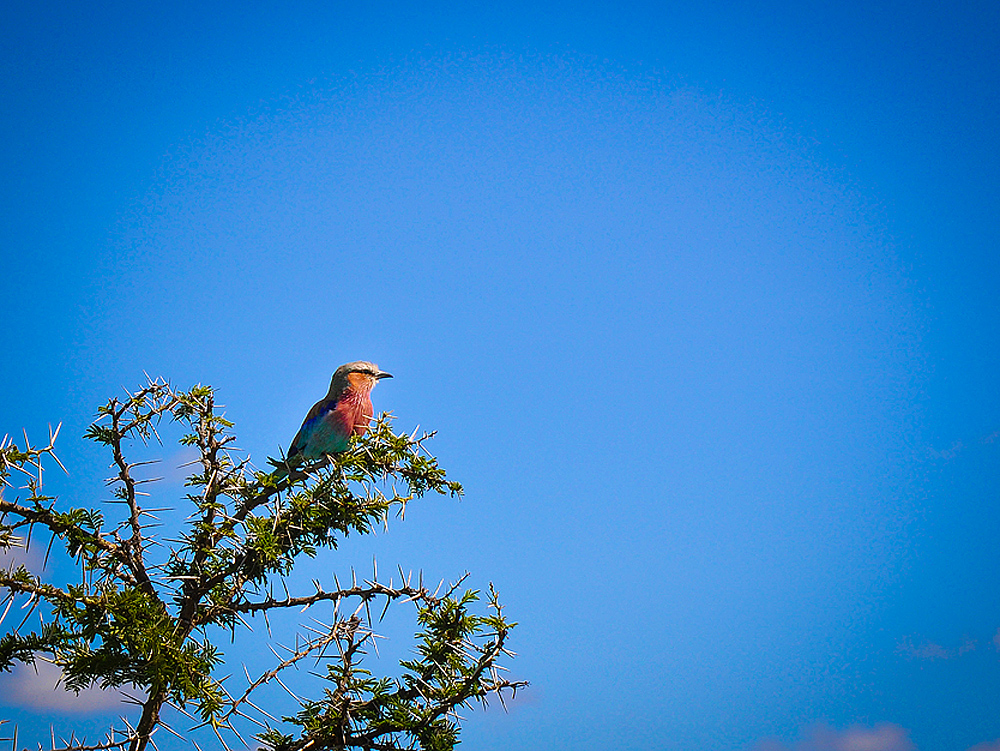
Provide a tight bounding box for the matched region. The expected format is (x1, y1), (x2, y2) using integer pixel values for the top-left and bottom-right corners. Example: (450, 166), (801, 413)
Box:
(286, 361), (393, 464)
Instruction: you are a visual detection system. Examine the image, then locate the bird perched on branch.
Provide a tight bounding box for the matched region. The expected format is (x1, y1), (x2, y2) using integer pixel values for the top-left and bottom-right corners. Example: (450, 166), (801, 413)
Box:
(285, 361), (393, 466)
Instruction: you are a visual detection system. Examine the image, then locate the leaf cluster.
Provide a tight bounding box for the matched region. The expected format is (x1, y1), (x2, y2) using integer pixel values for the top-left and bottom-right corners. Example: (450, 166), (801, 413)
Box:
(261, 585), (519, 751)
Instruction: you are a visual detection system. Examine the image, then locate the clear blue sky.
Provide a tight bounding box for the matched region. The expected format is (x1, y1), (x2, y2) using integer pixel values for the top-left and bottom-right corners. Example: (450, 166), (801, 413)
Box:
(2, 1), (999, 749)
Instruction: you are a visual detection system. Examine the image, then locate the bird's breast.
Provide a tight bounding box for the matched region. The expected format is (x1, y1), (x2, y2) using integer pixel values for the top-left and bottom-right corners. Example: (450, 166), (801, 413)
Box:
(335, 388), (374, 437)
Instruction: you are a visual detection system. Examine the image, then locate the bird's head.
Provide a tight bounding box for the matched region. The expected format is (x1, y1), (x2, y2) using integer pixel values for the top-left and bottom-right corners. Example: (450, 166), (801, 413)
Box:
(328, 361), (393, 396)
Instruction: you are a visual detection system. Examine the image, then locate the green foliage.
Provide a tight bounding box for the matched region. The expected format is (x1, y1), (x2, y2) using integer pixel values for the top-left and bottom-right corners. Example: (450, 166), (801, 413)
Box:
(259, 585), (518, 751)
(0, 378), (523, 751)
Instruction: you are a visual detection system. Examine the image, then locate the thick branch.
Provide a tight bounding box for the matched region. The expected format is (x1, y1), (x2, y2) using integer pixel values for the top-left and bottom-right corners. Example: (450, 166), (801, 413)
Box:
(0, 499), (118, 556)
(0, 571), (76, 606)
(233, 581), (432, 616)
(108, 412), (157, 597)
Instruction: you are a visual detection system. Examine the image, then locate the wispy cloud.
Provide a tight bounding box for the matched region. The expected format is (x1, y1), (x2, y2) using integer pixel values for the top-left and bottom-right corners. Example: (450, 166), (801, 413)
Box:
(896, 635), (977, 660)
(967, 742), (1000, 751)
(160, 445), (202, 484)
(0, 539), (43, 575)
(754, 723), (916, 751)
(926, 441), (964, 461)
(0, 660), (132, 713)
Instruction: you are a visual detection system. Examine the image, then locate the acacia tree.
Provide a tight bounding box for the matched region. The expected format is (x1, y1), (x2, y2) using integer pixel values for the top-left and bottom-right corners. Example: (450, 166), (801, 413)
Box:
(0, 378), (523, 751)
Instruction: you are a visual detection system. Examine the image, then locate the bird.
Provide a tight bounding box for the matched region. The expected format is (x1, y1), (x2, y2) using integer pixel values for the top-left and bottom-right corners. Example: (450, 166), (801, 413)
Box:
(284, 361), (393, 466)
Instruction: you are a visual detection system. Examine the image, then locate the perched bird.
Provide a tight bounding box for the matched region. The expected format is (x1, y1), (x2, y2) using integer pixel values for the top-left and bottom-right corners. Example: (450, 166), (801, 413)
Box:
(285, 361), (393, 465)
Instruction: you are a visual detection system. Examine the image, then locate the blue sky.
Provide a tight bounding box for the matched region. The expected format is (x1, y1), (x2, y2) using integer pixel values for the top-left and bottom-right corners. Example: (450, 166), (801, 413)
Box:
(1, 1), (999, 749)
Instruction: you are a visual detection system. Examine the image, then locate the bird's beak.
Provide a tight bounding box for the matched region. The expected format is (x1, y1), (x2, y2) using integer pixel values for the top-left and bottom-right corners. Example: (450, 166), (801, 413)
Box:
(376, 371), (393, 379)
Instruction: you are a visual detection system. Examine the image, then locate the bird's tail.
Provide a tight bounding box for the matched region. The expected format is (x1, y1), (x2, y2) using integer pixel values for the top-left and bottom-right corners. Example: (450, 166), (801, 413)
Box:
(267, 451), (300, 482)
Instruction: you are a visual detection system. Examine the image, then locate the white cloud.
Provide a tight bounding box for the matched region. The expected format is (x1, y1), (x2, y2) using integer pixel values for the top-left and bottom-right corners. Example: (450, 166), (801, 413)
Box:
(0, 660), (133, 713)
(754, 723), (916, 751)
